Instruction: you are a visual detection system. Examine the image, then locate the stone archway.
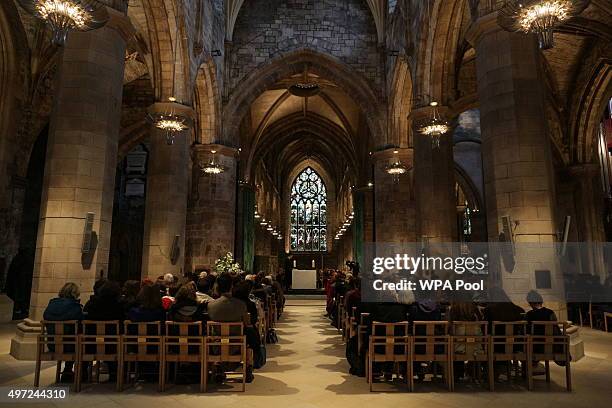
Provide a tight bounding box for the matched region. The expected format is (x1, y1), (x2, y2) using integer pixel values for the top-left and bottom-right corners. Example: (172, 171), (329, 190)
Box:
(223, 49), (385, 149)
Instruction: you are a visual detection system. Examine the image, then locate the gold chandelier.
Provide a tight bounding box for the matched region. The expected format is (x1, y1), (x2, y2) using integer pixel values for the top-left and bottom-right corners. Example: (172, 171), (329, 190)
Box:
(200, 150), (226, 175)
(417, 102), (450, 148)
(148, 97), (190, 145)
(499, 0), (590, 49)
(16, 0), (108, 45)
(384, 149), (410, 182)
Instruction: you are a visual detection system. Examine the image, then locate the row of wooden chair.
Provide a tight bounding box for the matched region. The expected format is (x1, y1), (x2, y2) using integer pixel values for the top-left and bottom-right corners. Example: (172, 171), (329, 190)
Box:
(365, 320), (571, 392)
(35, 320), (250, 393)
(334, 299), (571, 393)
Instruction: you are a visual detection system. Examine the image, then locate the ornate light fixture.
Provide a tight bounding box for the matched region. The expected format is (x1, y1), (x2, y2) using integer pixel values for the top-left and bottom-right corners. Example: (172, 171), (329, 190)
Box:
(149, 97), (190, 145)
(384, 149), (410, 182)
(498, 0), (590, 49)
(417, 102), (450, 148)
(199, 149), (226, 175)
(17, 0), (108, 45)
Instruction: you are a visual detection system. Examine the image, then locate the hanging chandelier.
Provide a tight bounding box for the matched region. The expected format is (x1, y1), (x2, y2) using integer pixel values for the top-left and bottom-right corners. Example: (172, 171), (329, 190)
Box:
(498, 0), (590, 50)
(385, 149), (410, 180)
(148, 97), (190, 145)
(16, 0), (108, 45)
(417, 102), (450, 148)
(200, 149), (226, 175)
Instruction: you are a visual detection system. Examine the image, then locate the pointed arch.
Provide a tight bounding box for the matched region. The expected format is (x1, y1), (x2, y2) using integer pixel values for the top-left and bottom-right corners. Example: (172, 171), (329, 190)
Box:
(194, 59), (221, 144)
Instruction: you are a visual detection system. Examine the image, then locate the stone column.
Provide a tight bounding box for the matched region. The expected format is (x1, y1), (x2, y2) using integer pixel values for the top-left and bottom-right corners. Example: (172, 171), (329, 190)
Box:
(372, 148), (416, 243)
(467, 14), (565, 315)
(185, 144), (237, 269)
(141, 102), (193, 279)
(11, 8), (134, 359)
(236, 182), (255, 273)
(568, 164), (606, 281)
(411, 105), (457, 243)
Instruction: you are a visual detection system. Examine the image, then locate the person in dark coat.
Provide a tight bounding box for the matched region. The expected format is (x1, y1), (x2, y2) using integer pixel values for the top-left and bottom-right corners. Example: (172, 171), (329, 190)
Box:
(84, 280), (124, 321)
(42, 282), (84, 382)
(120, 280), (141, 314)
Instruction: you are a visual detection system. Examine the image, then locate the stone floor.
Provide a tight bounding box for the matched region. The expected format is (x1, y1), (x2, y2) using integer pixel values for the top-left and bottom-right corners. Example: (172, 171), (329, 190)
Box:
(0, 300), (611, 408)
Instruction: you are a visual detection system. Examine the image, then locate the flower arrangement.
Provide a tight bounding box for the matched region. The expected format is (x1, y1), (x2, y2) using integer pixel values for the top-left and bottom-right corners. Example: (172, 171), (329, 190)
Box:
(214, 252), (241, 274)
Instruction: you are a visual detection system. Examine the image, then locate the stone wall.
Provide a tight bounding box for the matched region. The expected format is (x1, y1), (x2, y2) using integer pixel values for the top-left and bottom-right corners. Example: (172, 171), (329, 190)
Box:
(227, 0), (382, 97)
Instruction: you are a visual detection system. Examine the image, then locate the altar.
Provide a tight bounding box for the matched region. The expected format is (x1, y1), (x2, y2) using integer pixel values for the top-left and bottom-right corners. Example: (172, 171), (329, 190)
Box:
(292, 269), (318, 289)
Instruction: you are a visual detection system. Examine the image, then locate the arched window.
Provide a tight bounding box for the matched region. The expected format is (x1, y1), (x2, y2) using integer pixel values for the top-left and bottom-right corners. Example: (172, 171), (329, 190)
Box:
(290, 167), (327, 252)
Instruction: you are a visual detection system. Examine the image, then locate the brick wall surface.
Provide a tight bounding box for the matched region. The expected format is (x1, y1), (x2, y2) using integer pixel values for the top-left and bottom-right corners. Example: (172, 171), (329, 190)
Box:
(228, 0), (382, 97)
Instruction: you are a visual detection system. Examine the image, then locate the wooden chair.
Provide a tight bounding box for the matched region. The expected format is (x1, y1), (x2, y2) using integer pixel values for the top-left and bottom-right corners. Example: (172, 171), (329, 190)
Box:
(604, 312), (611, 333)
(367, 321), (410, 392)
(204, 321), (248, 392)
(411, 321), (451, 391)
(357, 313), (371, 354)
(35, 320), (80, 389)
(489, 321), (530, 391)
(120, 321), (163, 391)
(450, 321), (490, 391)
(161, 321), (204, 392)
(528, 321), (571, 391)
(76, 320), (121, 392)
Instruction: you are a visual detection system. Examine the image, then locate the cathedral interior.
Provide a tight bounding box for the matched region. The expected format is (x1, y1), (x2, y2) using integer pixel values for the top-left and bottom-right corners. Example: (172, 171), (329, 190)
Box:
(0, 0), (611, 405)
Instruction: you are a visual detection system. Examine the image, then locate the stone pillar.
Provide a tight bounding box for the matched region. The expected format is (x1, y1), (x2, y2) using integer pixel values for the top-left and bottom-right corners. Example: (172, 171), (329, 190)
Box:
(185, 144), (237, 269)
(411, 105), (457, 243)
(11, 8), (134, 359)
(236, 183), (255, 273)
(467, 14), (565, 315)
(352, 188), (366, 267)
(372, 148), (416, 243)
(141, 102), (193, 279)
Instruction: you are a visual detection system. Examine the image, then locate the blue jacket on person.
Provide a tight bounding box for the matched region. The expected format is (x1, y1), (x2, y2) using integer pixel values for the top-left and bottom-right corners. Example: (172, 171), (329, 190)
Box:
(43, 297), (84, 321)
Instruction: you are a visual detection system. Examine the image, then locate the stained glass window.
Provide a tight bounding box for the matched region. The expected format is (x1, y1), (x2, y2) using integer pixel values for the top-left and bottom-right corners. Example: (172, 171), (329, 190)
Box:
(290, 167), (327, 252)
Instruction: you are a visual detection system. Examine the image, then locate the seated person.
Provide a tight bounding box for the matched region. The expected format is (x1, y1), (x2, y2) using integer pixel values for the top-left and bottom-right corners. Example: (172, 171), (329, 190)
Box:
(525, 290), (557, 325)
(207, 273), (258, 382)
(127, 285), (166, 322)
(168, 283), (205, 322)
(208, 274), (251, 325)
(233, 280), (258, 326)
(43, 282), (84, 383)
(196, 277), (214, 304)
(83, 280), (124, 381)
(120, 280), (141, 314)
(84, 280), (124, 321)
